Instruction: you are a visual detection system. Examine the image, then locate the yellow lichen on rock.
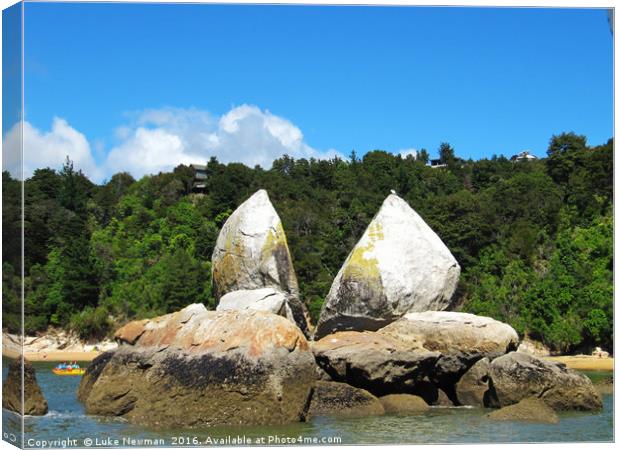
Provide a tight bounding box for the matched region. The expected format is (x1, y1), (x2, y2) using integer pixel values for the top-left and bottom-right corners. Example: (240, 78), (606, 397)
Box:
(261, 221), (289, 261)
(343, 222), (384, 280)
(213, 221), (246, 296)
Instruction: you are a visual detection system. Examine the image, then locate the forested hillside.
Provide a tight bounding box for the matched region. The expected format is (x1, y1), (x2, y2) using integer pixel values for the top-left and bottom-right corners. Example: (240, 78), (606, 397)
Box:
(2, 132), (613, 353)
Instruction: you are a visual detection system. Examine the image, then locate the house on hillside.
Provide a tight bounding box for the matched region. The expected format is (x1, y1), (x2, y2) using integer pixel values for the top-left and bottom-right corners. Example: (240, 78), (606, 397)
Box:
(429, 158), (447, 169)
(190, 164), (207, 193)
(510, 151), (538, 162)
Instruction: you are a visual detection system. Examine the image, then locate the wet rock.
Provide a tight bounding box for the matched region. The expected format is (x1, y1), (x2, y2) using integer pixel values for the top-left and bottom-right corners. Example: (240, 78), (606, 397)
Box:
(379, 394), (429, 414)
(307, 381), (384, 418)
(487, 397), (559, 424)
(312, 331), (440, 396)
(455, 357), (490, 407)
(487, 352), (602, 411)
(315, 193), (460, 339)
(79, 305), (316, 427)
(2, 358), (48, 415)
(211, 189), (309, 334)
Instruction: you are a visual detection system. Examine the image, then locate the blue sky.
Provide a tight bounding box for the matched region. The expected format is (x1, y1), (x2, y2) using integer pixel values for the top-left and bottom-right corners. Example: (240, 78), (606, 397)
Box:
(4, 2), (614, 182)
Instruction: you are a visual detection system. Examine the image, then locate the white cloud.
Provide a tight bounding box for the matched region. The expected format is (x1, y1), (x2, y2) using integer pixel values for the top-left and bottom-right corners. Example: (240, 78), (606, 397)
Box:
(398, 148), (418, 159)
(107, 105), (341, 178)
(2, 105), (342, 182)
(2, 117), (103, 181)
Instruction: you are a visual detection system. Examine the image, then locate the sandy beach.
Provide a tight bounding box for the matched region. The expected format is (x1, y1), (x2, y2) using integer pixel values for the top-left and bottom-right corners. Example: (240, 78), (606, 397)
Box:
(543, 355), (614, 371)
(2, 331), (114, 362)
(3, 348), (102, 362)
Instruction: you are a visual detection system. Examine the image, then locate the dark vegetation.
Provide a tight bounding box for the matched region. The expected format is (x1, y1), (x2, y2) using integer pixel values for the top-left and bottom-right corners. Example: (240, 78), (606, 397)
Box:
(2, 132), (613, 352)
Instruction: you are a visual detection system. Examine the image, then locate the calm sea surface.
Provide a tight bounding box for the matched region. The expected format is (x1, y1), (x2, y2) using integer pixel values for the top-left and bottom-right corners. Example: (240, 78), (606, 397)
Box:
(2, 358), (614, 447)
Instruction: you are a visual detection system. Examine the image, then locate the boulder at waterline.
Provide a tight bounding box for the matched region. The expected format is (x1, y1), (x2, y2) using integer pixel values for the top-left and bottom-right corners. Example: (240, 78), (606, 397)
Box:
(2, 358), (48, 415)
(211, 189), (309, 334)
(380, 312), (518, 392)
(487, 397), (559, 424)
(307, 381), (384, 418)
(486, 352), (602, 411)
(379, 394), (429, 415)
(79, 305), (316, 427)
(314, 193), (460, 339)
(455, 357), (491, 407)
(312, 331), (440, 396)
(216, 288), (287, 315)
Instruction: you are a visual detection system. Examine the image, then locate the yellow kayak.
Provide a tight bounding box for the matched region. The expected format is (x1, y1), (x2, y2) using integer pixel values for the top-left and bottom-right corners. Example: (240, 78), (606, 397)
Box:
(52, 368), (85, 376)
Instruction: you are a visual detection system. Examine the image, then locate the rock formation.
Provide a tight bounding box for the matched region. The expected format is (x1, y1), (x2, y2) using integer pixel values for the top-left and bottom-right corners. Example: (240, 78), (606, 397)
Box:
(211, 190), (309, 334)
(314, 193), (460, 339)
(379, 311), (519, 396)
(486, 352), (602, 411)
(455, 357), (491, 407)
(379, 394), (429, 414)
(2, 358), (48, 415)
(486, 397), (559, 423)
(312, 331), (440, 397)
(307, 381), (384, 418)
(79, 305), (316, 427)
(216, 288), (287, 314)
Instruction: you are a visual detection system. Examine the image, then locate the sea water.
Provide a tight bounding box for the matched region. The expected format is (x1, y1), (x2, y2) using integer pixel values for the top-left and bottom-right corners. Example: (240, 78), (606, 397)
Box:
(2, 359), (614, 447)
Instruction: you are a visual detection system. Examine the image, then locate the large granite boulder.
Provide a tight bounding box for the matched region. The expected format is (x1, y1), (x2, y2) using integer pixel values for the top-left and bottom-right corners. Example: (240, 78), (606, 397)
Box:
(211, 190), (309, 335)
(379, 312), (519, 392)
(487, 397), (559, 424)
(486, 352), (602, 411)
(312, 331), (440, 397)
(307, 381), (384, 418)
(314, 193), (460, 339)
(2, 358), (48, 415)
(78, 305), (316, 427)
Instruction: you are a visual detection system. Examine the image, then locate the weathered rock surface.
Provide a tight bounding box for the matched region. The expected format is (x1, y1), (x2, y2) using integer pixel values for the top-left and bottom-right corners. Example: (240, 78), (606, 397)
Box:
(379, 394), (429, 414)
(211, 189), (309, 334)
(216, 288), (287, 315)
(307, 381), (384, 418)
(379, 312), (519, 357)
(486, 397), (559, 424)
(455, 357), (491, 407)
(314, 194), (460, 339)
(379, 311), (518, 399)
(487, 352), (602, 411)
(2, 358), (48, 415)
(79, 305), (316, 427)
(312, 331), (440, 396)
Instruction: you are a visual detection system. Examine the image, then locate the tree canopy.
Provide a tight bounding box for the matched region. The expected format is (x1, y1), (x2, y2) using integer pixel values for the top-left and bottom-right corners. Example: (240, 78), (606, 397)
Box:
(2, 135), (613, 352)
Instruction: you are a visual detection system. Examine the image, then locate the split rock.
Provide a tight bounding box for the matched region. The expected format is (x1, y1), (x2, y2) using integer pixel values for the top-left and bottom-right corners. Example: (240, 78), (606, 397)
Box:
(211, 189), (309, 334)
(315, 193), (460, 339)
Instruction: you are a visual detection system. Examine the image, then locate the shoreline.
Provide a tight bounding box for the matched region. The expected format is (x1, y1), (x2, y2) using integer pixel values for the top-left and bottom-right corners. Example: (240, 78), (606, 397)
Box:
(542, 355), (614, 371)
(2, 348), (102, 362)
(2, 347), (614, 369)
